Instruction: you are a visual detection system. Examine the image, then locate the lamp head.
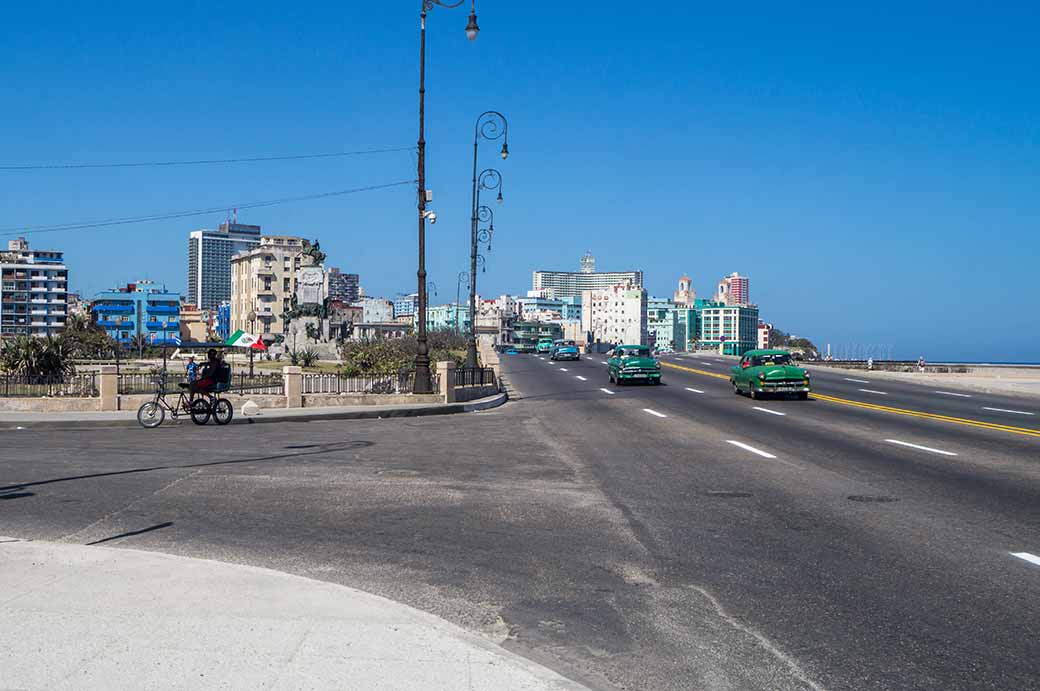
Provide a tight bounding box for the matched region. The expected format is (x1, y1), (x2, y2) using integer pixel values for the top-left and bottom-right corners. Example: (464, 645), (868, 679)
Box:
(500, 142), (509, 159)
(465, 12), (479, 41)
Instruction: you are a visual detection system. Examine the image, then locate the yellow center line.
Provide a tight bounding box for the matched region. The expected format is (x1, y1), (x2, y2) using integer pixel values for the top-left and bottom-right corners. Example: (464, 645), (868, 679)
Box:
(660, 361), (1040, 439)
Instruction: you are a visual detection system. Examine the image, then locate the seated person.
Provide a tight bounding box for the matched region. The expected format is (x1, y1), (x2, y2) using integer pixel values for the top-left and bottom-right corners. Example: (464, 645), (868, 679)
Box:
(189, 349), (222, 395)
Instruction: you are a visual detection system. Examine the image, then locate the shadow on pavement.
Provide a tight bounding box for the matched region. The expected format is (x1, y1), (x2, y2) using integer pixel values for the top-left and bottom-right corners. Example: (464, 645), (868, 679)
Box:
(87, 521), (174, 545)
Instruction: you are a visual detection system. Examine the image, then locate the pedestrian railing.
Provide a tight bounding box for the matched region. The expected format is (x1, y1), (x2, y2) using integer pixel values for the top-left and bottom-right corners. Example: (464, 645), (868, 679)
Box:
(302, 371), (438, 395)
(119, 371), (284, 395)
(0, 373), (98, 398)
(454, 367), (496, 388)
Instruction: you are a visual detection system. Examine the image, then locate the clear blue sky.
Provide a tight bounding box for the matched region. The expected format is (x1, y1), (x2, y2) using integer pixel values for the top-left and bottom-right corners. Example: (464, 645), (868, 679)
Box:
(2, 2), (1037, 361)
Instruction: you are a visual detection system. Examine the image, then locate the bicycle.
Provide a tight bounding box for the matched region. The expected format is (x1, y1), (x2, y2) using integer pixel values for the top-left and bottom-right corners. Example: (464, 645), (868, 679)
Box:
(137, 373), (234, 428)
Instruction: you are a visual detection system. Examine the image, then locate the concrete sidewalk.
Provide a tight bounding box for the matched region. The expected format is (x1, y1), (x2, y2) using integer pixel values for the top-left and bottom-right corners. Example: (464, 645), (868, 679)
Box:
(0, 392), (506, 430)
(0, 538), (583, 690)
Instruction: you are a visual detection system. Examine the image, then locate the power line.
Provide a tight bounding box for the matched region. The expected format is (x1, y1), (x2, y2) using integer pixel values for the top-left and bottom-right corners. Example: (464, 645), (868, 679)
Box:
(0, 180), (417, 237)
(0, 146), (415, 171)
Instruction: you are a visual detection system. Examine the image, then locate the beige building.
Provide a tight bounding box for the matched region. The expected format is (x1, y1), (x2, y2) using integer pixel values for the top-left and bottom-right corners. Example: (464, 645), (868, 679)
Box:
(178, 304), (209, 343)
(230, 236), (307, 340)
(581, 282), (648, 346)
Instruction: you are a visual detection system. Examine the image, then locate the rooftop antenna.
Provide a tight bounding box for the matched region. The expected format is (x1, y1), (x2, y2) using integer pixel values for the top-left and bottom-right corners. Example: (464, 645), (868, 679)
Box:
(232, 208), (238, 224)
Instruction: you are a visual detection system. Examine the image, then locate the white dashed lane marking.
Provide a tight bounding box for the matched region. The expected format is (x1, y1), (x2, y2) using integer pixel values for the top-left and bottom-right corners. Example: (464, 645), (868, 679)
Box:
(1011, 552), (1040, 567)
(858, 389), (887, 395)
(575, 375), (587, 381)
(725, 440), (777, 459)
(752, 407), (786, 416)
(559, 368), (568, 372)
(643, 409), (667, 418)
(600, 388), (615, 395)
(935, 391), (972, 398)
(844, 378), (870, 384)
(982, 407), (1034, 416)
(685, 387), (704, 394)
(885, 439), (957, 456)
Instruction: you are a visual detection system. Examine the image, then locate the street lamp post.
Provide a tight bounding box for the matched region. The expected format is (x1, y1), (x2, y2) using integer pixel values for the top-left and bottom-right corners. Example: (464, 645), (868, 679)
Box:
(466, 111), (508, 369)
(247, 309), (257, 377)
(414, 0), (480, 394)
(455, 271), (469, 334)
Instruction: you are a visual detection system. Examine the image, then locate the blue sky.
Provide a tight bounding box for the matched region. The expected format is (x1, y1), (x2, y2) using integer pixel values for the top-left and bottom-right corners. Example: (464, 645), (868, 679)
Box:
(2, 2), (1037, 361)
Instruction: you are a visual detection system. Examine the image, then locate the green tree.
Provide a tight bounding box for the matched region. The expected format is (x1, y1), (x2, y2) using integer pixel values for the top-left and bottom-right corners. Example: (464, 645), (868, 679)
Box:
(0, 336), (76, 378)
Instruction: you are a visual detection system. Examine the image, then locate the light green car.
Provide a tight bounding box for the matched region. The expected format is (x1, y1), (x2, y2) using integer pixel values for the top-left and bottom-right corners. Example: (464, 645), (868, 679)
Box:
(536, 337), (554, 354)
(730, 349), (811, 399)
(608, 345), (661, 385)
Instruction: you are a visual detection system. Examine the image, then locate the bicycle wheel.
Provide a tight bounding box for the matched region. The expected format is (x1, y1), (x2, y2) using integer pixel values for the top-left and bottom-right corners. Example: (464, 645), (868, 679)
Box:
(137, 401), (165, 429)
(213, 398), (234, 425)
(190, 398), (212, 425)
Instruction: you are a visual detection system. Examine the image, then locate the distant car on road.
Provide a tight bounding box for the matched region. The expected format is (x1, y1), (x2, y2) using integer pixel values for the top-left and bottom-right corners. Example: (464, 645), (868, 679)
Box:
(608, 345), (661, 385)
(505, 348), (520, 355)
(536, 337), (554, 354)
(730, 349), (811, 400)
(550, 340), (580, 361)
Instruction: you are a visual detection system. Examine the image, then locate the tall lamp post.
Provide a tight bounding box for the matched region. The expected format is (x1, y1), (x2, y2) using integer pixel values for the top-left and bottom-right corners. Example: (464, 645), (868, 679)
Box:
(455, 271), (469, 334)
(466, 111), (508, 369)
(414, 0), (480, 394)
(247, 309), (257, 377)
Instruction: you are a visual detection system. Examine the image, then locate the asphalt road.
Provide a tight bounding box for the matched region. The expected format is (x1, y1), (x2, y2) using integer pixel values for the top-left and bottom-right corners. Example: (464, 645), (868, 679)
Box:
(2, 354), (1039, 690)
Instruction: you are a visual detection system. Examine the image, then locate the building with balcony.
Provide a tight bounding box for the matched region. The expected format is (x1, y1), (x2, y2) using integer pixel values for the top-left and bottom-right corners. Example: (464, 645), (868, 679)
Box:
(91, 280), (180, 345)
(393, 293), (418, 318)
(532, 252), (643, 300)
(518, 292), (582, 321)
(581, 282), (648, 347)
(327, 268), (360, 304)
(700, 304), (760, 355)
(424, 303), (469, 333)
(187, 221), (262, 310)
(511, 321), (563, 350)
(716, 272), (750, 306)
(230, 236), (307, 341)
(1, 238), (69, 339)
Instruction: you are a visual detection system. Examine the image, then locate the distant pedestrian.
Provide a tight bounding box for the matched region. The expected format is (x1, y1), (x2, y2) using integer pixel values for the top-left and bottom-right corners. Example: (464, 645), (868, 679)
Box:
(185, 355), (198, 383)
(918, 356), (925, 372)
(867, 357), (874, 371)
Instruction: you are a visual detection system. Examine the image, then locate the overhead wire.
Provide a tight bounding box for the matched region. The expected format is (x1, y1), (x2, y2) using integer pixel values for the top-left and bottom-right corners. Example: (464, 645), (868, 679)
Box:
(0, 180), (417, 237)
(0, 146), (416, 171)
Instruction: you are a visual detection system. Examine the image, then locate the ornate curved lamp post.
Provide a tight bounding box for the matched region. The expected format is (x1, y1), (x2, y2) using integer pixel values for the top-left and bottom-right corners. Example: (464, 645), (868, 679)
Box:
(455, 271), (470, 334)
(414, 0), (480, 394)
(476, 205), (494, 251)
(467, 160), (507, 367)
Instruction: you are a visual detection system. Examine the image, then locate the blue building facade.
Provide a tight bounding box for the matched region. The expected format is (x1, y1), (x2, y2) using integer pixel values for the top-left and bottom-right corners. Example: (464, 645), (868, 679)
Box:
(92, 280), (181, 346)
(215, 301), (232, 341)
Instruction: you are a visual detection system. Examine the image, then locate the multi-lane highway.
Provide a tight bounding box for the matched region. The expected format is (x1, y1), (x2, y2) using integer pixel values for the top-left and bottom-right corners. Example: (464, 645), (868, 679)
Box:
(501, 350), (1040, 689)
(3, 352), (1038, 690)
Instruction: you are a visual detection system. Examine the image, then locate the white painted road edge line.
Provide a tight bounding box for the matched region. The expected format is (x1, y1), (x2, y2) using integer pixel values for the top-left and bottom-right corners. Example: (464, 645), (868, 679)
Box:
(935, 391), (972, 398)
(600, 388), (615, 395)
(858, 388), (888, 395)
(1011, 552), (1040, 567)
(575, 375), (587, 381)
(685, 387), (704, 394)
(982, 407), (1035, 416)
(753, 406), (786, 416)
(725, 440), (777, 459)
(844, 378), (871, 383)
(885, 439), (957, 456)
(643, 408), (667, 418)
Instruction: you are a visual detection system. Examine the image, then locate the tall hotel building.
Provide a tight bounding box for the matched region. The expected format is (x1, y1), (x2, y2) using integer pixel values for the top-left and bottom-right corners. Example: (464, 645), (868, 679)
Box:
(187, 222), (262, 310)
(0, 238), (68, 339)
(716, 272), (750, 306)
(532, 252), (643, 300)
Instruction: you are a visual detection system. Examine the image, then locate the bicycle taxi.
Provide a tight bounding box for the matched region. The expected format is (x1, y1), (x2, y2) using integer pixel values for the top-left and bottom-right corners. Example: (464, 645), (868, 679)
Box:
(136, 338), (264, 428)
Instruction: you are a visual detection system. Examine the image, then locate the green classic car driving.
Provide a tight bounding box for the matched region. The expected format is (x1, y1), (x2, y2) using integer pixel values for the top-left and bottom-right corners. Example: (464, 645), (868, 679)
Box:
(608, 345), (661, 385)
(730, 349), (811, 399)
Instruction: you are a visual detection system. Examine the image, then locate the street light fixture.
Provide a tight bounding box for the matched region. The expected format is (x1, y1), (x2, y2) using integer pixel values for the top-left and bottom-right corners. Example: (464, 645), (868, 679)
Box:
(467, 158), (506, 368)
(413, 0), (479, 394)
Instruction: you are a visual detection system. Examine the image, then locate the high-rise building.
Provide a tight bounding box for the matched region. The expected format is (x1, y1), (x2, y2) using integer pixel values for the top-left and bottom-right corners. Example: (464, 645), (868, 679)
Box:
(92, 280), (179, 346)
(581, 282), (648, 346)
(699, 304), (760, 355)
(1, 238), (68, 339)
(328, 268), (360, 303)
(393, 293), (418, 318)
(187, 221), (262, 310)
(716, 272), (749, 306)
(230, 236), (307, 340)
(533, 254), (642, 299)
(673, 274), (697, 306)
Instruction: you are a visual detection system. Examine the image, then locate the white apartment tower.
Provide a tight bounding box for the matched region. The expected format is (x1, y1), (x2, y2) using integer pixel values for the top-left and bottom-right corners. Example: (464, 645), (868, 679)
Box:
(188, 221), (262, 310)
(533, 253), (643, 300)
(0, 238), (68, 339)
(581, 282), (648, 346)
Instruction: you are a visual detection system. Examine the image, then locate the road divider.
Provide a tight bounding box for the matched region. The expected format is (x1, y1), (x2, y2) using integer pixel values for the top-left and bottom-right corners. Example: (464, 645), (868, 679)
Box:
(575, 376), (587, 381)
(845, 378), (871, 384)
(858, 389), (888, 395)
(885, 439), (957, 456)
(559, 368), (568, 372)
(725, 440), (777, 459)
(685, 387), (704, 394)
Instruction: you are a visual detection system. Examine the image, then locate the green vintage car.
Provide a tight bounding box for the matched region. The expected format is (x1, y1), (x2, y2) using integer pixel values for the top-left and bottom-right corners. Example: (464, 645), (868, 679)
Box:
(730, 349), (811, 399)
(536, 337), (555, 354)
(608, 344), (661, 385)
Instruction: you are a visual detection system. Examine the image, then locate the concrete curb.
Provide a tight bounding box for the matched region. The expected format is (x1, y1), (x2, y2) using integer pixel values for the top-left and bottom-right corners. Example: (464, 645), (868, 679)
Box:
(0, 392), (508, 431)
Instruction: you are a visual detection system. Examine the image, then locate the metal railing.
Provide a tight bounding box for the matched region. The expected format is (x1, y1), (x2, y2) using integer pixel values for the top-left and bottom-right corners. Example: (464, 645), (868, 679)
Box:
(454, 367), (496, 388)
(119, 371), (284, 395)
(0, 373), (98, 398)
(302, 371), (438, 395)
